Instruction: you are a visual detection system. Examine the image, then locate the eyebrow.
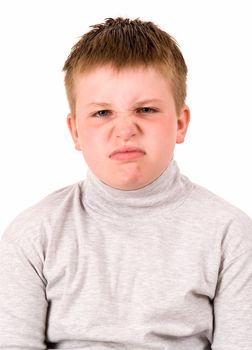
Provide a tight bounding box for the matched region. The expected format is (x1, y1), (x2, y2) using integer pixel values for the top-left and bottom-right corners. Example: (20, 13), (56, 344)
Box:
(134, 99), (163, 106)
(87, 99), (163, 108)
(87, 102), (112, 107)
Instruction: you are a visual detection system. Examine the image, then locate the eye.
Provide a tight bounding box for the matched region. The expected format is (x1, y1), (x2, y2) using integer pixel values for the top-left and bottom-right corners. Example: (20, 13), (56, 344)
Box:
(93, 110), (111, 118)
(136, 107), (157, 114)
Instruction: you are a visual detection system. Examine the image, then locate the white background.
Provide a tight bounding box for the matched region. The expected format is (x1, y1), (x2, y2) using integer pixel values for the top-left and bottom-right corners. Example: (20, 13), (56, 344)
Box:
(0, 0), (251, 235)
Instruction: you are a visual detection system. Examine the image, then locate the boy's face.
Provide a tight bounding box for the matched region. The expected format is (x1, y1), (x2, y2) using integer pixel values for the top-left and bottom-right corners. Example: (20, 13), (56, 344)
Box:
(67, 65), (190, 190)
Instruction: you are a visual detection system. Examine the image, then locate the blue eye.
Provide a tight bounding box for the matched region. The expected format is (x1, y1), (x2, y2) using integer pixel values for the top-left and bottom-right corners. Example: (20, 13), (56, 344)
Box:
(94, 110), (110, 118)
(137, 107), (156, 114)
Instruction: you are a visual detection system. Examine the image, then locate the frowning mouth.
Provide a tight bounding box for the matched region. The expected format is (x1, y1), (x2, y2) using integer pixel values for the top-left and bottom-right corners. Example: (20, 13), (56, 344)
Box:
(111, 151), (145, 161)
(110, 146), (145, 160)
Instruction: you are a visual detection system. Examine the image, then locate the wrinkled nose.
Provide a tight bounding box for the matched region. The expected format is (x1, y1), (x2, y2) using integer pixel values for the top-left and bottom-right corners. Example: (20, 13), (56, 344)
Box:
(114, 116), (137, 141)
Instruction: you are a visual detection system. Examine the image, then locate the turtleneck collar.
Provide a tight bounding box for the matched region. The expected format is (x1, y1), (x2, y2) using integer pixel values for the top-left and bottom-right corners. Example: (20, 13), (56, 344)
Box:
(82, 159), (193, 220)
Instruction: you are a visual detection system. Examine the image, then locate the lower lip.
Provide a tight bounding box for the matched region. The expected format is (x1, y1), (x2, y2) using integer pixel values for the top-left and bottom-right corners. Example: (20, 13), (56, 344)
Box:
(111, 151), (145, 160)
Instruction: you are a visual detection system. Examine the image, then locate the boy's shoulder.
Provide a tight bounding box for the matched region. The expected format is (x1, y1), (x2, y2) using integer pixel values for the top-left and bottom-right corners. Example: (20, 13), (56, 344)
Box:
(197, 179), (252, 255)
(185, 178), (252, 238)
(1, 181), (84, 243)
(183, 178), (252, 253)
(188, 180), (249, 220)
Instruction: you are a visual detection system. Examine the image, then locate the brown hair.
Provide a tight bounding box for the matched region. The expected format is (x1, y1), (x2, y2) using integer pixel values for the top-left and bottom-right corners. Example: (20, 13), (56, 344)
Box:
(63, 17), (187, 116)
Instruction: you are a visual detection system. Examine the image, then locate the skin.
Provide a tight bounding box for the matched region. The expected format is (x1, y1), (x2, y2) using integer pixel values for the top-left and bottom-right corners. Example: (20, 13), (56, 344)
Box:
(67, 65), (190, 190)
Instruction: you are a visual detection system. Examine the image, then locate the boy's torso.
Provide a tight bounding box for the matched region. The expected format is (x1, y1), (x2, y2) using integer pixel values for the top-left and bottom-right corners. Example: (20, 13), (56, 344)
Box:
(2, 163), (252, 349)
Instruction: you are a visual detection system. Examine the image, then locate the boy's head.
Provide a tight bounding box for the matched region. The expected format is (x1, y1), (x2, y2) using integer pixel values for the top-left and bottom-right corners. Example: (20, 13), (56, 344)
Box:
(63, 17), (187, 117)
(64, 18), (190, 190)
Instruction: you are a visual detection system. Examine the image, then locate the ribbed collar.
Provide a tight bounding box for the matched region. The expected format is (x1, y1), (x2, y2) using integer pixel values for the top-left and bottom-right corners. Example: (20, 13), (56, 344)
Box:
(82, 159), (192, 220)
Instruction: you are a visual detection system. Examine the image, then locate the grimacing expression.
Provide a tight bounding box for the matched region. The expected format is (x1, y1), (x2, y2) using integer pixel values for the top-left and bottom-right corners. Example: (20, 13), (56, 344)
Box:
(67, 65), (190, 190)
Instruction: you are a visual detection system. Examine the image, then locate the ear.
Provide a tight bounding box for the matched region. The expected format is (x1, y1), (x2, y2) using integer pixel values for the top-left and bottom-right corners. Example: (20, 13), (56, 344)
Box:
(67, 114), (81, 151)
(176, 105), (190, 144)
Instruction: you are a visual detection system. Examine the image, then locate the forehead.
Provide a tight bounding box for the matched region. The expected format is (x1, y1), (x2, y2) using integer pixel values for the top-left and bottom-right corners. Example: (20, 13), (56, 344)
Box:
(73, 64), (173, 104)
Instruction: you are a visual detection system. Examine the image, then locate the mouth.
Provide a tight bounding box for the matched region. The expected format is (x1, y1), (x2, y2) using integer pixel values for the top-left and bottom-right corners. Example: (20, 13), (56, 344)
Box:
(110, 151), (145, 161)
(110, 146), (145, 161)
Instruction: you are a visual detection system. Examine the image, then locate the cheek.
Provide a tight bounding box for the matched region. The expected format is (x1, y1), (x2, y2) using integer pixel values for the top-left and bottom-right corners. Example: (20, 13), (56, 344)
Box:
(80, 129), (105, 155)
(163, 119), (178, 140)
(148, 123), (176, 146)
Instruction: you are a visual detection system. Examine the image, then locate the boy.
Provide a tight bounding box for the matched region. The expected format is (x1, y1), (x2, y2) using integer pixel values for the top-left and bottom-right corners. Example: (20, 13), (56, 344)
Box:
(0, 17), (252, 350)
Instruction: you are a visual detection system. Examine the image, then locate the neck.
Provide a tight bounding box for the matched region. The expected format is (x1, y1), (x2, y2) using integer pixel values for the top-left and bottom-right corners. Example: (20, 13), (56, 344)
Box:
(82, 160), (193, 221)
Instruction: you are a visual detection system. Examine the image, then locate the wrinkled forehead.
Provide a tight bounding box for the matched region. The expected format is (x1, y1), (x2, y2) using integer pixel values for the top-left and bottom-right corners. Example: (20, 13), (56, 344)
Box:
(73, 62), (174, 94)
(74, 63), (173, 94)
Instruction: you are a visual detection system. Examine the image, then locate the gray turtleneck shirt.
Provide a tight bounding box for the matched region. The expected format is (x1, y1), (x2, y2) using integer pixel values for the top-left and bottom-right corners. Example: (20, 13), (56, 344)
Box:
(0, 160), (252, 349)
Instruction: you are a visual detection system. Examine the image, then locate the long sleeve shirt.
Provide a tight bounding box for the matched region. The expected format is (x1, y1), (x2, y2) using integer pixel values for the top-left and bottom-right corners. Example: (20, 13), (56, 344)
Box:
(0, 159), (252, 349)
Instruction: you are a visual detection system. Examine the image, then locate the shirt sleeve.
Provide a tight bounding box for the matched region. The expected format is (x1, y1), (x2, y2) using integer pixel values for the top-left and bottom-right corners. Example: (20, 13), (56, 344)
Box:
(212, 215), (252, 349)
(0, 235), (48, 349)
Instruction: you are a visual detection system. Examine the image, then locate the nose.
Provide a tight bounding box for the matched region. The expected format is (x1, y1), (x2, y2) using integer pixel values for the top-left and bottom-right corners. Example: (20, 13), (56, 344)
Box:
(114, 114), (138, 141)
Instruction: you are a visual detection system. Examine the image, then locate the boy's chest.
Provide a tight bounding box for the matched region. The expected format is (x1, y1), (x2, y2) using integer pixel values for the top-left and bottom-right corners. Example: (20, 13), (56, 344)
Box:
(44, 217), (217, 345)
